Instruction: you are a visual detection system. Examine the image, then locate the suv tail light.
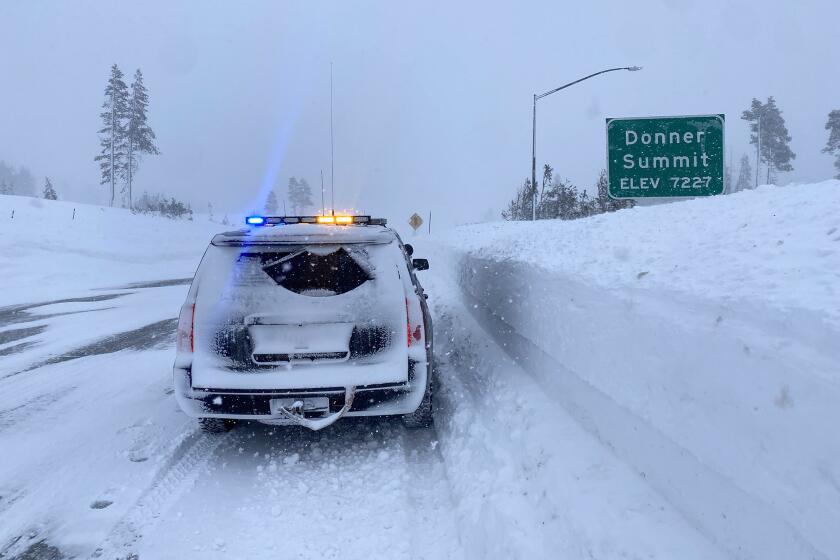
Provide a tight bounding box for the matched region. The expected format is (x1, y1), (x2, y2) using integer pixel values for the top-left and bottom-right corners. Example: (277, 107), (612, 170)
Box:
(405, 296), (424, 348)
(177, 303), (195, 353)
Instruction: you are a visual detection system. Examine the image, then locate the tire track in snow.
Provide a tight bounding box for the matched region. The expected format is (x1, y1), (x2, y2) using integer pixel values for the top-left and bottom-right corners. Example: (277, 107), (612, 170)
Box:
(0, 294), (127, 329)
(431, 308), (613, 559)
(0, 348), (189, 560)
(90, 429), (224, 559)
(0, 387), (77, 432)
(398, 426), (462, 560)
(1, 280), (187, 378)
(128, 420), (463, 560)
(4, 318), (177, 380)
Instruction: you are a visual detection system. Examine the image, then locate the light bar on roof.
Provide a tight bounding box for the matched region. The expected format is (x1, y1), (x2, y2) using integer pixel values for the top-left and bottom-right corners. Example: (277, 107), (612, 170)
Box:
(244, 215), (381, 226)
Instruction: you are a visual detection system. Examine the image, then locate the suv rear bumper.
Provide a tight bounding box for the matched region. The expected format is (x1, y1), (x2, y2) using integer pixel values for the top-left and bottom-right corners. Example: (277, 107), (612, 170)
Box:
(174, 361), (428, 420)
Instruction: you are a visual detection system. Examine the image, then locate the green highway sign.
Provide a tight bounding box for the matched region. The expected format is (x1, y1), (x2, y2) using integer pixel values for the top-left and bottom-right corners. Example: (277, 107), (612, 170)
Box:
(606, 114), (725, 198)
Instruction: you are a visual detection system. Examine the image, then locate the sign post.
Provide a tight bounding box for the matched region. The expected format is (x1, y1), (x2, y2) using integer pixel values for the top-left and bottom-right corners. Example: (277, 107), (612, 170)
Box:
(606, 115), (725, 198)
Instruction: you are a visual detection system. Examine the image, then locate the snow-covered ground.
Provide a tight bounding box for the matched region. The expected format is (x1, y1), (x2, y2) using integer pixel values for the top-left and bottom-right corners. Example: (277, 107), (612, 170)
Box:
(441, 181), (840, 560)
(0, 195), (228, 307)
(0, 184), (837, 559)
(0, 197), (462, 559)
(452, 180), (840, 329)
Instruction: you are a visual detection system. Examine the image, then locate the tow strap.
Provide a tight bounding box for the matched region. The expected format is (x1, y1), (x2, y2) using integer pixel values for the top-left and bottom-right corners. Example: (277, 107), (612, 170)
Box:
(273, 386), (356, 431)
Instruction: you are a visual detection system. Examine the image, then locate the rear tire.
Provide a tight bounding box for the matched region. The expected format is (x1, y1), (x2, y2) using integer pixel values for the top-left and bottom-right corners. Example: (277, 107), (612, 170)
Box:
(199, 418), (235, 434)
(402, 378), (433, 429)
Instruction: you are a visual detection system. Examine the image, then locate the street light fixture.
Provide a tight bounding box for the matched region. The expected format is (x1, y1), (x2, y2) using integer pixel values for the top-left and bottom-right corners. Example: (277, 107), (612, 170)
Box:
(531, 66), (642, 220)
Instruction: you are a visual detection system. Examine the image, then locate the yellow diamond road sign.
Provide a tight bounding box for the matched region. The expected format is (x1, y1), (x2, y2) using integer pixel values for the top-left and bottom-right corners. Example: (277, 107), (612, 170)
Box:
(408, 213), (423, 231)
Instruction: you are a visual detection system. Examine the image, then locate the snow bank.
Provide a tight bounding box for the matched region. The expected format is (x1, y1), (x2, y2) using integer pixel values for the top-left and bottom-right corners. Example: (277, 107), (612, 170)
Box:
(454, 181), (840, 327)
(0, 195), (230, 306)
(440, 181), (840, 560)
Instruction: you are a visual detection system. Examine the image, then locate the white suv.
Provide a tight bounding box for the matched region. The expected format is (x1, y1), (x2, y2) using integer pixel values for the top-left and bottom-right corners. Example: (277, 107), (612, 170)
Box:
(173, 215), (433, 432)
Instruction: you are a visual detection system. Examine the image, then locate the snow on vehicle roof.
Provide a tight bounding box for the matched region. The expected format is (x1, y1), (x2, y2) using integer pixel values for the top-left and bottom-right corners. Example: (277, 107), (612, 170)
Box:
(211, 223), (397, 246)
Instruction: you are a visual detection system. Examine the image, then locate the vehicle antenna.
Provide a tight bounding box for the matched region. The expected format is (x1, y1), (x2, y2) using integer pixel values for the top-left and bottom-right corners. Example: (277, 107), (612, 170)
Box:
(330, 61), (335, 216)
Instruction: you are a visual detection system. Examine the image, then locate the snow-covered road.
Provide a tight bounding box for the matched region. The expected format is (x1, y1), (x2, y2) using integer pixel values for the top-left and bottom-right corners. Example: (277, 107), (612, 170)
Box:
(2, 184), (837, 559)
(0, 282), (461, 560)
(0, 252), (726, 560)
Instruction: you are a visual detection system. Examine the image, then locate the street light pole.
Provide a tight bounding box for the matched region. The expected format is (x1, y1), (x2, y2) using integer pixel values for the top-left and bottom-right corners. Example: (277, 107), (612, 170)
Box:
(531, 66), (642, 221)
(532, 94), (537, 220)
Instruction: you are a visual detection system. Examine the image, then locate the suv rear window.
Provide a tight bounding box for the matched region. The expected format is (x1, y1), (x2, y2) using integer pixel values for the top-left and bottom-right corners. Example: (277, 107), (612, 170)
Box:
(242, 247), (371, 296)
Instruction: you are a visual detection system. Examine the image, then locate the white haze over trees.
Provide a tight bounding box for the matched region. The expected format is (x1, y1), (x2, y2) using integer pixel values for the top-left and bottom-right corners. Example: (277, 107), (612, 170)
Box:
(0, 161), (36, 197)
(1, 1), (839, 228)
(287, 177), (314, 215)
(264, 189), (279, 213)
(741, 97), (796, 185)
(733, 154), (753, 193)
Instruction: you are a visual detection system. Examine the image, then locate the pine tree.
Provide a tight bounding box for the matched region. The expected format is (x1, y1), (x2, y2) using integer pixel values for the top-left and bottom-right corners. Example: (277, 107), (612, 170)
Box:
(207, 202), (214, 222)
(561, 182), (579, 220)
(577, 189), (595, 218)
(287, 177), (313, 214)
(822, 109), (840, 180)
(537, 180), (558, 219)
(510, 167), (632, 222)
(287, 178), (299, 213)
(95, 64), (129, 206)
(42, 177), (57, 200)
(502, 179), (534, 221)
(124, 69), (159, 209)
(595, 169), (610, 214)
(539, 178), (575, 219)
(735, 154), (752, 192)
(298, 179), (313, 212)
(265, 190), (279, 213)
(539, 164), (553, 212)
(0, 162), (11, 195)
(741, 97), (795, 183)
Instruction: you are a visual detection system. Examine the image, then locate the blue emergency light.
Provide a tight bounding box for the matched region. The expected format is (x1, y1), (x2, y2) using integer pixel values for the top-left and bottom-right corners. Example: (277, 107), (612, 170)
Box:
(244, 215), (386, 226)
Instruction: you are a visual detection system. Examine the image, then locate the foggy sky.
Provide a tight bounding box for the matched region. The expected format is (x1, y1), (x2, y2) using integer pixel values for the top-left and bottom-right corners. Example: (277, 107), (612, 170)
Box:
(1, 0), (838, 229)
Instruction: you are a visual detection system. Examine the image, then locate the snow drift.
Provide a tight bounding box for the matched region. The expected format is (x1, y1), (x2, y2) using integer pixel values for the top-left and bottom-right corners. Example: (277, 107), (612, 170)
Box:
(441, 181), (840, 560)
(0, 194), (230, 307)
